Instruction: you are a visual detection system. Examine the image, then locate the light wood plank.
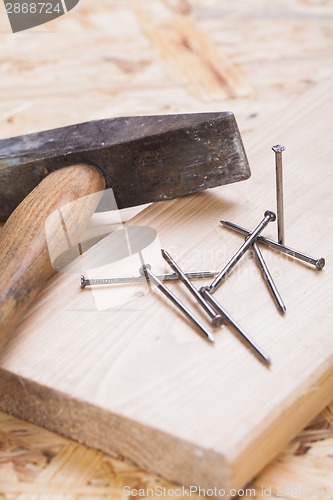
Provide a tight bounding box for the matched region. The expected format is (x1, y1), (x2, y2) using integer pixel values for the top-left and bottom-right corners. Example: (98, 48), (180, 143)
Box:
(0, 80), (332, 491)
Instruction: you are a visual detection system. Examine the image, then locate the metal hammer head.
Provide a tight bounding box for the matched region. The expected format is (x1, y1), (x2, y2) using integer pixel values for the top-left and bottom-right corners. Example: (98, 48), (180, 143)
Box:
(0, 112), (250, 221)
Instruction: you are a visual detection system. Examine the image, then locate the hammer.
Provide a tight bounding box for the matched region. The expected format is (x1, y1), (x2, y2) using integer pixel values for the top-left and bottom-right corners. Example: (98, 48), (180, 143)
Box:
(0, 112), (250, 343)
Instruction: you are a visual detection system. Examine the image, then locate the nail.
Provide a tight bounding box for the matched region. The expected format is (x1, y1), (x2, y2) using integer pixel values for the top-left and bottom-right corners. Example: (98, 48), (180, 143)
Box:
(201, 287), (271, 366)
(209, 211), (276, 293)
(161, 249), (224, 327)
(138, 250), (152, 291)
(272, 145), (285, 245)
(80, 270), (220, 289)
(252, 241), (286, 314)
(220, 220), (325, 270)
(143, 265), (215, 343)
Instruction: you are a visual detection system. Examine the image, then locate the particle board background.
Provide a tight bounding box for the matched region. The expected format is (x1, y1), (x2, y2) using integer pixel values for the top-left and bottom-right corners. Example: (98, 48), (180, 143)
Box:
(0, 0), (333, 498)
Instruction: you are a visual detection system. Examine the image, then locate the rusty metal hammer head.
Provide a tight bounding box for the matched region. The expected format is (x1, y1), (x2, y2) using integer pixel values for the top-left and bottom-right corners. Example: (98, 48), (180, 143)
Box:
(0, 112), (250, 220)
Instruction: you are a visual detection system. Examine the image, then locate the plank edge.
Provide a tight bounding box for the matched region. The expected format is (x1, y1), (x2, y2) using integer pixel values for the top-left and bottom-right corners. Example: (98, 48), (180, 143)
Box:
(0, 367), (231, 491)
(233, 357), (333, 488)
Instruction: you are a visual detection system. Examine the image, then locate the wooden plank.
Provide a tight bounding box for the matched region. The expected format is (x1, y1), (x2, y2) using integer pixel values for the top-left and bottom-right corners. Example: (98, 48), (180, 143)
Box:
(0, 79), (332, 492)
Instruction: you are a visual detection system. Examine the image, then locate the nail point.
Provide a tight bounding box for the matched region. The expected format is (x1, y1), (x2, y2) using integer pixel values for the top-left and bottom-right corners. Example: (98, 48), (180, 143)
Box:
(208, 332), (215, 343)
(265, 357), (272, 367)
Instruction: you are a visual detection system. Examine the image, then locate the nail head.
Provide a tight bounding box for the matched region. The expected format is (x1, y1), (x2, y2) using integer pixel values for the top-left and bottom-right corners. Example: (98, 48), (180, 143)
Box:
(264, 210), (276, 222)
(139, 264), (151, 276)
(211, 314), (224, 328)
(272, 145), (285, 153)
(315, 258), (325, 270)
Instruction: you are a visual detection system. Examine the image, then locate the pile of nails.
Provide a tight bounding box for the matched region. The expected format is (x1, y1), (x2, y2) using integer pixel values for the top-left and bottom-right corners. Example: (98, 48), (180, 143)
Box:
(81, 146), (325, 367)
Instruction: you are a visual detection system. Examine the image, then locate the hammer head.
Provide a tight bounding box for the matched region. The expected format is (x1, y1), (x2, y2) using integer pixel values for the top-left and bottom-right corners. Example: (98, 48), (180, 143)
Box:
(0, 112), (250, 221)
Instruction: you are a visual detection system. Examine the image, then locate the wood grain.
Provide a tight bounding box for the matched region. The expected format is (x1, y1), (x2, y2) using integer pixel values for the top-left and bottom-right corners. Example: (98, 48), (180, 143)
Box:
(0, 80), (332, 492)
(0, 164), (105, 346)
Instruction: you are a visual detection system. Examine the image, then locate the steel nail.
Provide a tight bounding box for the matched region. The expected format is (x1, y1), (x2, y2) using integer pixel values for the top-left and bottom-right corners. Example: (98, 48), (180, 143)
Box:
(209, 211), (276, 293)
(201, 287), (271, 366)
(220, 220), (325, 270)
(80, 270), (220, 289)
(272, 145), (286, 245)
(143, 265), (215, 343)
(138, 250), (152, 291)
(161, 249), (224, 327)
(252, 241), (286, 314)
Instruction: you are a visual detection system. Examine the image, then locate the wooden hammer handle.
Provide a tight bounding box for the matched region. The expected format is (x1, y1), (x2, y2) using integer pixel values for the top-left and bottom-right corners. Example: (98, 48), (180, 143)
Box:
(0, 164), (105, 345)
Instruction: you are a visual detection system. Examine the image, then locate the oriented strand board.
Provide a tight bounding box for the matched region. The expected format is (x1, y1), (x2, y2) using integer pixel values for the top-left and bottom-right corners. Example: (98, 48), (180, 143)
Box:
(1, 0), (333, 139)
(0, 80), (332, 491)
(0, 408), (333, 498)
